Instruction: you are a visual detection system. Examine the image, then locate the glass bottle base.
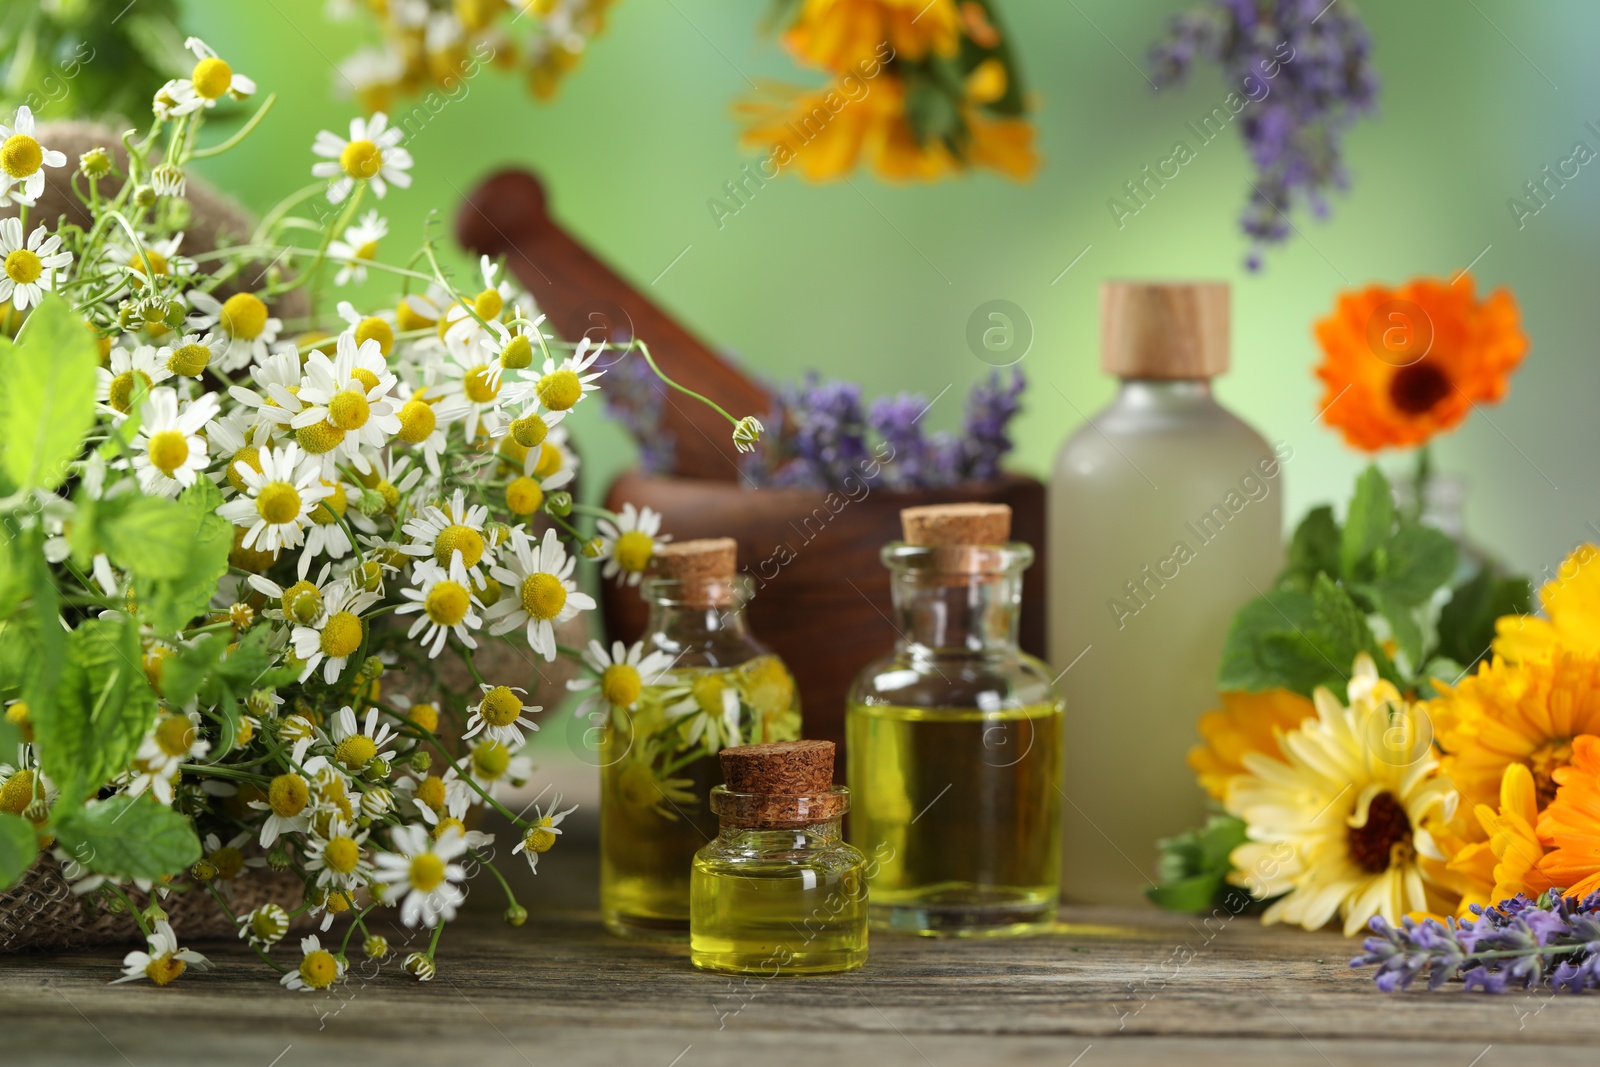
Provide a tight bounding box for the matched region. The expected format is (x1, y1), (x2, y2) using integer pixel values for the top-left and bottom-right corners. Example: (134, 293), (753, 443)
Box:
(690, 949), (867, 976)
(869, 894), (1057, 938)
(603, 910), (690, 941)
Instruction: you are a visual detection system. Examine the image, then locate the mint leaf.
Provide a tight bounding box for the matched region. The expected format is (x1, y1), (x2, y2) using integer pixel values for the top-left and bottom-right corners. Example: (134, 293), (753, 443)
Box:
(1436, 568), (1533, 667)
(1375, 522), (1457, 607)
(1147, 815), (1252, 913)
(1341, 465), (1395, 581)
(1359, 583), (1424, 668)
(140, 479), (232, 633)
(0, 812), (38, 890)
(1280, 505), (1341, 591)
(1, 295), (98, 491)
(96, 494), (196, 581)
(1217, 589), (1316, 691)
(53, 795), (200, 882)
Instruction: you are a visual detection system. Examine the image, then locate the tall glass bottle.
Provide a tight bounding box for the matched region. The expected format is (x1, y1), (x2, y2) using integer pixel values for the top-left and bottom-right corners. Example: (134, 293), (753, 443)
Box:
(1050, 282), (1285, 905)
(601, 538), (801, 938)
(847, 504), (1064, 936)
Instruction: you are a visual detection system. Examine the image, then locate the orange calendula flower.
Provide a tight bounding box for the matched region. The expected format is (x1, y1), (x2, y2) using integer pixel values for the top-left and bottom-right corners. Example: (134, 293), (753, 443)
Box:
(1494, 543), (1600, 664)
(1187, 688), (1316, 800)
(784, 0), (961, 69)
(1537, 734), (1600, 898)
(1312, 274), (1528, 451)
(1439, 762), (1555, 915)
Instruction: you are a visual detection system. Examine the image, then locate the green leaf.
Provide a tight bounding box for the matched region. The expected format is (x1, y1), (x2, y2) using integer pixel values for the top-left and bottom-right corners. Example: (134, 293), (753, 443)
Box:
(1217, 588), (1316, 691)
(1147, 815), (1251, 913)
(1359, 584), (1424, 668)
(1375, 522), (1458, 606)
(31, 617), (157, 808)
(0, 812), (39, 890)
(140, 479), (232, 633)
(52, 795), (200, 882)
(0, 295), (98, 491)
(1435, 568), (1534, 667)
(96, 494), (195, 581)
(1341, 465), (1395, 580)
(1279, 505), (1341, 591)
(0, 524), (27, 620)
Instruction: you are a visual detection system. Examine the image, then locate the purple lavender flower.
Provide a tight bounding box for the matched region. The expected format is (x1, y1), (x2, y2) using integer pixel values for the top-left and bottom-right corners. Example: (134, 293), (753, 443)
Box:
(960, 368), (1025, 482)
(1148, 0), (1379, 269)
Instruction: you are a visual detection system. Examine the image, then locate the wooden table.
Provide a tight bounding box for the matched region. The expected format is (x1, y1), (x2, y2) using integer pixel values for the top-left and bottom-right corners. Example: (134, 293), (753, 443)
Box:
(5, 818), (1598, 1066)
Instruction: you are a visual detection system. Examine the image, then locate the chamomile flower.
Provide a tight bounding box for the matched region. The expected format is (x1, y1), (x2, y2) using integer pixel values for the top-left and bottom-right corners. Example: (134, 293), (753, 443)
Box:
(505, 336), (605, 414)
(248, 563), (336, 627)
(291, 581), (381, 684)
(594, 504), (668, 586)
(463, 683), (538, 749)
(511, 795), (579, 873)
(239, 903), (290, 948)
(251, 772), (313, 847)
(291, 331), (400, 466)
(329, 210), (388, 286)
(393, 382), (466, 476)
(112, 921), (210, 986)
(199, 830), (264, 882)
(305, 818), (374, 893)
(336, 300), (398, 358)
(205, 410), (268, 498)
(463, 737), (532, 798)
(732, 415), (765, 454)
(0, 217), (72, 309)
(218, 441), (334, 554)
(227, 349), (307, 435)
(327, 705), (399, 774)
(160, 331), (218, 380)
(312, 113), (413, 203)
(437, 341), (510, 443)
(372, 823), (469, 927)
(480, 309), (547, 391)
(128, 387), (220, 498)
(397, 556), (483, 658)
(417, 791), (496, 851)
(127, 711), (210, 805)
(485, 525), (595, 660)
(502, 458), (572, 519)
(167, 38), (256, 116)
(187, 289), (281, 372)
(107, 233), (194, 294)
(96, 344), (173, 419)
(300, 478), (358, 576)
(567, 640), (677, 720)
(281, 934), (347, 992)
(0, 106), (67, 206)
(400, 488), (495, 581)
(442, 256), (517, 347)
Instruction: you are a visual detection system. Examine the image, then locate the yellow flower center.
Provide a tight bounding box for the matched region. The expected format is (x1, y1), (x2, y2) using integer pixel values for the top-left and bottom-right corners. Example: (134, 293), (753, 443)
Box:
(510, 412), (547, 447)
(414, 775), (446, 811)
(324, 890), (352, 914)
(407, 702), (440, 734)
(219, 293), (269, 340)
(299, 949), (339, 989)
(146, 429), (190, 475)
(279, 579), (321, 624)
(4, 249), (42, 285)
(295, 420), (346, 455)
(398, 399), (435, 443)
(355, 317), (393, 355)
(519, 572), (566, 621)
(396, 299), (434, 331)
(612, 530), (654, 574)
(220, 446), (259, 492)
(499, 334), (533, 370)
(268, 773), (310, 818)
(692, 673), (729, 716)
(311, 480), (347, 526)
(168, 343), (210, 377)
(1529, 739), (1574, 809)
(471, 740), (511, 780)
(210, 846), (244, 880)
(353, 240), (379, 261)
(534, 442), (562, 479)
(536, 368), (582, 411)
(425, 580), (472, 627)
(434, 524), (484, 568)
(154, 714), (196, 757)
(340, 139), (383, 180)
(323, 835), (360, 875)
(409, 851), (446, 891)
(328, 390), (370, 431)
(130, 250), (169, 282)
(473, 288), (504, 321)
(351, 367), (380, 392)
(478, 686), (523, 728)
(191, 56), (234, 99)
(600, 663), (642, 708)
(523, 822), (557, 853)
(1346, 790), (1413, 875)
(463, 364), (499, 404)
(108, 369), (152, 413)
(320, 611), (363, 658)
(334, 734), (376, 770)
(1, 134), (42, 178)
(256, 481), (302, 525)
(0, 769), (34, 815)
(145, 955), (187, 986)
(504, 476), (543, 516)
(472, 574), (502, 607)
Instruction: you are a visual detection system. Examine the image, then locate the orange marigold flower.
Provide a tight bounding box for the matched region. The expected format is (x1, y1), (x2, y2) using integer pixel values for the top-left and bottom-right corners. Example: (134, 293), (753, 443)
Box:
(1187, 688), (1316, 800)
(1312, 274), (1528, 452)
(784, 0), (960, 70)
(1494, 543), (1600, 663)
(1440, 762), (1555, 915)
(1537, 734), (1600, 898)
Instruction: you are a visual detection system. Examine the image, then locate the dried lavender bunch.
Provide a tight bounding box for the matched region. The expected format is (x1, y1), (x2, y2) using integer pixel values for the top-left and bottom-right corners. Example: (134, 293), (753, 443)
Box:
(1352, 892), (1600, 993)
(869, 392), (959, 490)
(1148, 0), (1379, 269)
(960, 368), (1025, 482)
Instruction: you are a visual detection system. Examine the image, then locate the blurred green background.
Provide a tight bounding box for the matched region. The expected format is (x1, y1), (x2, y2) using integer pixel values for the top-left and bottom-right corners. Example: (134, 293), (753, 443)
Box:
(82, 2), (1600, 579)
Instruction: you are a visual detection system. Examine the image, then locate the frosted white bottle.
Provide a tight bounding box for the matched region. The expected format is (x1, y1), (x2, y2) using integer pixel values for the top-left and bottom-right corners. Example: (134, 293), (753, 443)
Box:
(1050, 282), (1285, 905)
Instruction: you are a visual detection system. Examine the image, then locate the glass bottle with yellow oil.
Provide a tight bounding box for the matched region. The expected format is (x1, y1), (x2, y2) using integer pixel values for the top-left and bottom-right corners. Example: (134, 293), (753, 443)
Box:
(847, 503), (1064, 936)
(600, 537), (801, 939)
(691, 740), (867, 975)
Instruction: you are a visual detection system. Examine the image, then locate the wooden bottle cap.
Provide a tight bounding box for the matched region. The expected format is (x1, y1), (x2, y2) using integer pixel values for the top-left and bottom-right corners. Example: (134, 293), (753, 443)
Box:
(716, 741), (845, 827)
(651, 537), (737, 580)
(1100, 281), (1229, 379)
(900, 503), (1012, 546)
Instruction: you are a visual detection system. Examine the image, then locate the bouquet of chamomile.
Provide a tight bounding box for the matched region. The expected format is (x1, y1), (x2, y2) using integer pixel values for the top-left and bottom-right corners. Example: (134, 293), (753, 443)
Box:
(0, 37), (759, 989)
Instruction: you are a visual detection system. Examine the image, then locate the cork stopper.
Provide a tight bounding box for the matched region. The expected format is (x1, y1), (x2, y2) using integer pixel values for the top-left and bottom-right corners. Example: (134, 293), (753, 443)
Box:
(901, 503), (1011, 547)
(650, 537), (737, 606)
(714, 741), (847, 827)
(1100, 281), (1229, 379)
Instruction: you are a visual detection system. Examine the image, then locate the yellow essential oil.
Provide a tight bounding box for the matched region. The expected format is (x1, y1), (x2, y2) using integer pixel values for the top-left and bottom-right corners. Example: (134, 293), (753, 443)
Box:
(847, 700), (1064, 935)
(690, 742), (867, 976)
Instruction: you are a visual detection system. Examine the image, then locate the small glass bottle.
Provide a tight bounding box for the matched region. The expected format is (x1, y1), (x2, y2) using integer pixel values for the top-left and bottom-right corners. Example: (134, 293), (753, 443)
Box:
(601, 538), (801, 939)
(847, 503), (1064, 936)
(691, 740), (868, 975)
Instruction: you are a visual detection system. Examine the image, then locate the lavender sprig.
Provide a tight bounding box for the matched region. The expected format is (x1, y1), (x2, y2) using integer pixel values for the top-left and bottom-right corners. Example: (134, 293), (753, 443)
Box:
(960, 368), (1025, 482)
(1148, 0), (1379, 269)
(1352, 892), (1600, 993)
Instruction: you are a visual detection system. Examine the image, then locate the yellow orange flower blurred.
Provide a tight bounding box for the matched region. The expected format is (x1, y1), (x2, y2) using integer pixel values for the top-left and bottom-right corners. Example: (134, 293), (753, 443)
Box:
(1187, 688), (1316, 801)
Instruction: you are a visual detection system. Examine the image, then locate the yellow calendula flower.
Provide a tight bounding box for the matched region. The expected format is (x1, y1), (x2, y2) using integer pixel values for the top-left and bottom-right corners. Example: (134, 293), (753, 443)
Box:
(1188, 688), (1317, 801)
(1435, 762), (1554, 915)
(784, 0), (960, 69)
(1494, 543), (1600, 663)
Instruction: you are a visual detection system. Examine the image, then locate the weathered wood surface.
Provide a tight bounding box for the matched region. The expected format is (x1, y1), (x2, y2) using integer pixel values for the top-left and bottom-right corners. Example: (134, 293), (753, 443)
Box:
(5, 822), (1598, 1066)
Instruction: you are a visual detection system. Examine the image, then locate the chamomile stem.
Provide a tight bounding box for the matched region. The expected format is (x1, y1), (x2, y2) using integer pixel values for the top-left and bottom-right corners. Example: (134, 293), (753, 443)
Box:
(469, 847), (519, 910)
(425, 919), (445, 958)
(106, 885), (151, 939)
(187, 93), (278, 160)
(631, 341), (739, 428)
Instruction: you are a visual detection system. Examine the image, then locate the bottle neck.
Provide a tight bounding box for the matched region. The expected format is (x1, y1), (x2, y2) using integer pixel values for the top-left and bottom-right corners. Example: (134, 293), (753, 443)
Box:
(889, 556), (1027, 657)
(717, 817), (844, 842)
(644, 599), (752, 645)
(1113, 377), (1214, 408)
